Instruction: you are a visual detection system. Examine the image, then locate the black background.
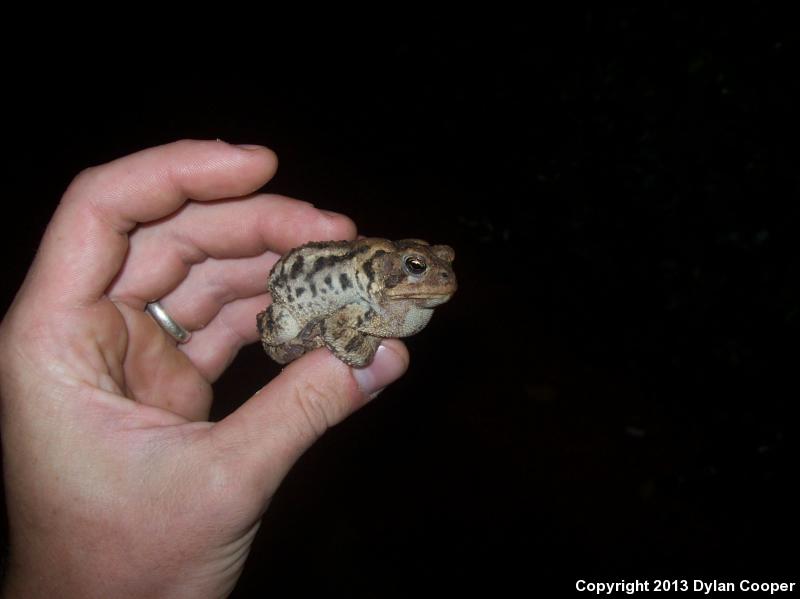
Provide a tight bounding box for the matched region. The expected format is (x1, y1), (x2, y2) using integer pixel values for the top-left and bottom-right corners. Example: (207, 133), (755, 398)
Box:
(3, 7), (798, 596)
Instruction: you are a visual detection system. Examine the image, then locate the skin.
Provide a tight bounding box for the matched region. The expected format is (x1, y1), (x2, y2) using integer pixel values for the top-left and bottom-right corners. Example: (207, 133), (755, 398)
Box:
(0, 140), (409, 599)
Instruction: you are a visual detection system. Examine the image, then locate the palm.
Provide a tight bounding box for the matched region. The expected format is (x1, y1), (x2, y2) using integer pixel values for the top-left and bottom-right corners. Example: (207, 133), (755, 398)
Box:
(103, 296), (213, 422)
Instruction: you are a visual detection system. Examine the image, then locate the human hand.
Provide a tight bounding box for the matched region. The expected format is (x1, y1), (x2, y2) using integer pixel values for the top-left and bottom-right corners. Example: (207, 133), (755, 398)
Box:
(0, 140), (408, 598)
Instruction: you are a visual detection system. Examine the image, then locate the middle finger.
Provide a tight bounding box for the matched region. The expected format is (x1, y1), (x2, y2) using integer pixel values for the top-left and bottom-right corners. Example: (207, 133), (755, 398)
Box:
(157, 252), (279, 331)
(108, 193), (356, 306)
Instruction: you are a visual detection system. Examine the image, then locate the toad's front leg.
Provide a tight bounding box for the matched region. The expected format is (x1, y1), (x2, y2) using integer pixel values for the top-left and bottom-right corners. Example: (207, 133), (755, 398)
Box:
(321, 304), (382, 368)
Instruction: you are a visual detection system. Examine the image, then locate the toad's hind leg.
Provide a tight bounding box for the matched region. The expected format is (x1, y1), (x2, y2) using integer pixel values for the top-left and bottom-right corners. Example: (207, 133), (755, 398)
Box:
(321, 305), (382, 368)
(257, 303), (301, 345)
(258, 304), (323, 364)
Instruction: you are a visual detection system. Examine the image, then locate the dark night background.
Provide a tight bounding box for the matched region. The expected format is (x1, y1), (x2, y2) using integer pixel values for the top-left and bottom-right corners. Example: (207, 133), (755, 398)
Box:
(3, 8), (798, 596)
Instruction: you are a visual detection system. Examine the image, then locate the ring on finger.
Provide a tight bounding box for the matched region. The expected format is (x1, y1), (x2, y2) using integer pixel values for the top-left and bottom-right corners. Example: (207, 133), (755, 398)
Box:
(145, 301), (192, 343)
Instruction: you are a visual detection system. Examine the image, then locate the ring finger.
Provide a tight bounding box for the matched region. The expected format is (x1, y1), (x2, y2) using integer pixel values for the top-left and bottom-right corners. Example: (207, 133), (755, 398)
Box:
(154, 251), (279, 333)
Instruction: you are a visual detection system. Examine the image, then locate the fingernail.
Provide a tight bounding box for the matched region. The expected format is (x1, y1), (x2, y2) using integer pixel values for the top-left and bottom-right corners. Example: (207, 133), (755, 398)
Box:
(352, 344), (408, 399)
(319, 209), (345, 219)
(236, 144), (264, 151)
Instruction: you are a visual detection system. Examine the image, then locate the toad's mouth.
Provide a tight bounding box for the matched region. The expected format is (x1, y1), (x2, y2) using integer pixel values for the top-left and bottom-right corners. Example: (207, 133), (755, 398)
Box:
(385, 291), (453, 300)
(385, 291), (455, 307)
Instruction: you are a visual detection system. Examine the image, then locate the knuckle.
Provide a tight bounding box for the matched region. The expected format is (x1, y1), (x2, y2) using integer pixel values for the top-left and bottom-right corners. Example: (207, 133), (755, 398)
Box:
(63, 165), (116, 218)
(165, 138), (207, 156)
(170, 138), (196, 149)
(65, 165), (101, 197)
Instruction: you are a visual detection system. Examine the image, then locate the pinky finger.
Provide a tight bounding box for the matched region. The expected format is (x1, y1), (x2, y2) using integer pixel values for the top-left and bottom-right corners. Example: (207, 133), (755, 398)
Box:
(180, 294), (269, 382)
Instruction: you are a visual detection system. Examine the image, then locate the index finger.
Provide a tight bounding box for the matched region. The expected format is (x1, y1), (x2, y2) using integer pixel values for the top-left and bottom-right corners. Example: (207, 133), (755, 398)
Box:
(24, 140), (277, 306)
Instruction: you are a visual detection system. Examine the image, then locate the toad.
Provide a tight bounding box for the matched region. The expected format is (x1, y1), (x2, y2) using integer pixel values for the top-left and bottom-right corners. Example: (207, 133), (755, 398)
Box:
(257, 238), (456, 367)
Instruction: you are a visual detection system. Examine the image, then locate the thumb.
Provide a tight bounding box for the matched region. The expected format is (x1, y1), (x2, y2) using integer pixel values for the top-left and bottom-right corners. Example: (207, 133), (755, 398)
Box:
(211, 340), (408, 494)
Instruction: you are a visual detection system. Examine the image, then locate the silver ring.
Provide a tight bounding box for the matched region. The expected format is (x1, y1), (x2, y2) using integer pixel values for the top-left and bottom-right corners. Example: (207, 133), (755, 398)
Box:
(145, 301), (191, 343)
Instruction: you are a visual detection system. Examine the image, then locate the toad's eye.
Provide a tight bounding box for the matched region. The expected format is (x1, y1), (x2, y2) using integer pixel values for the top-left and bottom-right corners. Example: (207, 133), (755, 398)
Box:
(403, 256), (427, 275)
